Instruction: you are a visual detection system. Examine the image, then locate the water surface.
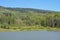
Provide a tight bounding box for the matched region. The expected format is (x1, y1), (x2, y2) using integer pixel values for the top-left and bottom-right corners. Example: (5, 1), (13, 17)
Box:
(0, 31), (60, 40)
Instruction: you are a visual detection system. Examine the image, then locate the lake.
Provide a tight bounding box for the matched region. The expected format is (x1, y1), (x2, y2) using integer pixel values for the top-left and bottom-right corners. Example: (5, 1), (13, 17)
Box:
(0, 31), (60, 40)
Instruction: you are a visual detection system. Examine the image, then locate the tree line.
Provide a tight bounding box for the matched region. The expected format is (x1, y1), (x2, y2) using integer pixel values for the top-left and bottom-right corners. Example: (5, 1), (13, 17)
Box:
(0, 12), (60, 29)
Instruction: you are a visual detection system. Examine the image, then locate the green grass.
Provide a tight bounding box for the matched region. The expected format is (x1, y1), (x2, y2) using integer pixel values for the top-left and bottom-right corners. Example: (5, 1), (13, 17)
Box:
(0, 26), (60, 32)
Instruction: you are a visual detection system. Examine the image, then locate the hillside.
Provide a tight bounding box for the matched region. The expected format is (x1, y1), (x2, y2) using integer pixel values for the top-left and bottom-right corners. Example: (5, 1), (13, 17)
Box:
(0, 6), (57, 13)
(0, 6), (60, 31)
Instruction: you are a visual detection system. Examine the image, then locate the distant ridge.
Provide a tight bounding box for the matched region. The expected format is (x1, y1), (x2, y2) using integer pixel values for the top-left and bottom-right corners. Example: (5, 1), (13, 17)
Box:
(0, 6), (58, 13)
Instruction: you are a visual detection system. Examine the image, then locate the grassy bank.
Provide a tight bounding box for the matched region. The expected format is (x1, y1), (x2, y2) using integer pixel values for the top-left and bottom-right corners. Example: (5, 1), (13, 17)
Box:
(0, 26), (60, 32)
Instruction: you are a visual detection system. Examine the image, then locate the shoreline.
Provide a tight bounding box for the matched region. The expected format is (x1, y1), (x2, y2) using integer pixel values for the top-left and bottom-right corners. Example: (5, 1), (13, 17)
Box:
(0, 27), (60, 32)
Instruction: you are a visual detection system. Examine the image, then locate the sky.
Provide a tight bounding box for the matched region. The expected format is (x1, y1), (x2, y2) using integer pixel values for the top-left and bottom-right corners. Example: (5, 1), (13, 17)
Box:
(0, 0), (60, 11)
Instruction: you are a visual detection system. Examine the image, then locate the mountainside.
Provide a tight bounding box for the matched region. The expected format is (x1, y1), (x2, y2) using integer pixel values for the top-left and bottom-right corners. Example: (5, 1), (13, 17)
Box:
(0, 6), (60, 30)
(0, 6), (57, 13)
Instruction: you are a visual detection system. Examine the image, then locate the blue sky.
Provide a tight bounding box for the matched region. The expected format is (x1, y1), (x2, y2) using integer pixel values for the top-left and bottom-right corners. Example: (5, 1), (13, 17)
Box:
(0, 0), (60, 11)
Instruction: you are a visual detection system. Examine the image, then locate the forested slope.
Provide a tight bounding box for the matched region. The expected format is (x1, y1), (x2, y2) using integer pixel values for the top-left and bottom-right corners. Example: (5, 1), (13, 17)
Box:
(0, 6), (60, 29)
